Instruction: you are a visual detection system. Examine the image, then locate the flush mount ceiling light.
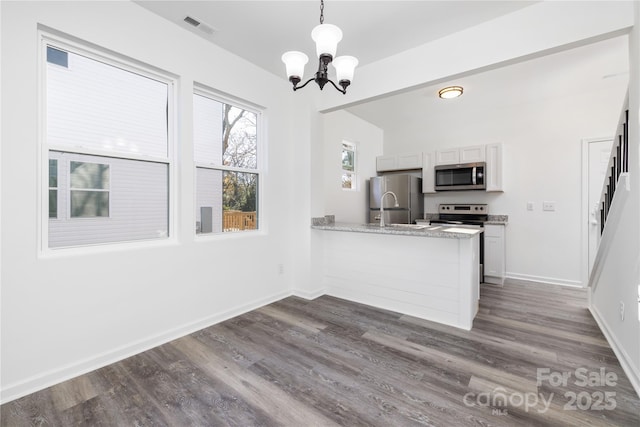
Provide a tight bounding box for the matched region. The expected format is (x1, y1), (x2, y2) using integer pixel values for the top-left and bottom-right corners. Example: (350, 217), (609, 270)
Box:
(281, 0), (358, 95)
(438, 86), (464, 99)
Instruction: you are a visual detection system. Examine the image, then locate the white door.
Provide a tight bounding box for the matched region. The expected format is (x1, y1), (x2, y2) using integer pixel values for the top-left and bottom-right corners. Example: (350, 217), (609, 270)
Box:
(587, 139), (613, 275)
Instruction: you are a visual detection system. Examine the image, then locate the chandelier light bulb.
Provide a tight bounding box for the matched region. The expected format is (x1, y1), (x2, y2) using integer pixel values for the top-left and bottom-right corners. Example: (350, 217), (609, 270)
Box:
(332, 56), (358, 83)
(281, 51), (309, 80)
(311, 24), (342, 58)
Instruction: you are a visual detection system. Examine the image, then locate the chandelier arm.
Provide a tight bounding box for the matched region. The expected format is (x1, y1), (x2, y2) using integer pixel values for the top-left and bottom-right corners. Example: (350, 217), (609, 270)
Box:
(326, 79), (347, 95)
(293, 77), (316, 91)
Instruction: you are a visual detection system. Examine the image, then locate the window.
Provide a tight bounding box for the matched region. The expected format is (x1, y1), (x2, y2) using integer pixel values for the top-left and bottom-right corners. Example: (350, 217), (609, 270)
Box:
(193, 91), (260, 234)
(47, 46), (68, 68)
(341, 141), (357, 190)
(49, 159), (58, 218)
(43, 37), (173, 248)
(69, 162), (110, 218)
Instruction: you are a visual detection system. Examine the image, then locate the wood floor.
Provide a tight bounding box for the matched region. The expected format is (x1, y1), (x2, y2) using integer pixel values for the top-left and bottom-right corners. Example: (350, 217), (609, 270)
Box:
(2, 280), (639, 426)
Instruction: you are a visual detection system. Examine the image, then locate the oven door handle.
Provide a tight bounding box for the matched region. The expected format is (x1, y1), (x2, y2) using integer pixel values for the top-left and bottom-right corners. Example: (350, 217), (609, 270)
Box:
(472, 167), (477, 185)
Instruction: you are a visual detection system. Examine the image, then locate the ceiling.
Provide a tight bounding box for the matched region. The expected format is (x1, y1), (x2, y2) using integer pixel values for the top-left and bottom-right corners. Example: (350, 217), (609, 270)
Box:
(135, 1), (628, 133)
(134, 1), (537, 78)
(346, 35), (629, 133)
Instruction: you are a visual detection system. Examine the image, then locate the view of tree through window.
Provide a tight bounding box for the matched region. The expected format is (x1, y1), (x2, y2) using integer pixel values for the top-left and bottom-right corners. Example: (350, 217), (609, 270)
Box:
(194, 93), (260, 233)
(222, 105), (258, 217)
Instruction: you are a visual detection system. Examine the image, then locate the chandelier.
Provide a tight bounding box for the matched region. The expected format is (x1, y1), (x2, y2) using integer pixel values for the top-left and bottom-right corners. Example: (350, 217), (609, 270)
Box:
(281, 0), (358, 94)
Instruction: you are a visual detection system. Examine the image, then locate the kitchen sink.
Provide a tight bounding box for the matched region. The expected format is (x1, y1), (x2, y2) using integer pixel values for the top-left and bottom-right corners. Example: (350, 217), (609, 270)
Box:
(388, 224), (428, 229)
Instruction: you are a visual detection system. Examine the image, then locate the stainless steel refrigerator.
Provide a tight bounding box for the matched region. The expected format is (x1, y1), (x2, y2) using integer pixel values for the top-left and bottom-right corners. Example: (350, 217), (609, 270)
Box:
(368, 175), (423, 224)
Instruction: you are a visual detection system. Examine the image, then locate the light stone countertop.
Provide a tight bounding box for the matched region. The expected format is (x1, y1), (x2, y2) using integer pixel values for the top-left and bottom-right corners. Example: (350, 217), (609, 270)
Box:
(311, 222), (482, 239)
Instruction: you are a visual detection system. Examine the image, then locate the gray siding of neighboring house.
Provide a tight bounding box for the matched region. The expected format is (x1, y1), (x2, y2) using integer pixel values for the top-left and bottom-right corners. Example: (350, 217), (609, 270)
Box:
(49, 151), (169, 248)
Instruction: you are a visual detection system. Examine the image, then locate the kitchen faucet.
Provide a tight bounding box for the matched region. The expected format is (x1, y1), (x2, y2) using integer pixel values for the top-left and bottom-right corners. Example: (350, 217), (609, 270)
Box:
(379, 191), (399, 227)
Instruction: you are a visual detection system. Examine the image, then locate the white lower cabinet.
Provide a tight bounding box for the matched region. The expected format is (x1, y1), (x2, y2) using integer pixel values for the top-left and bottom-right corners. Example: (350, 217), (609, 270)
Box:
(484, 224), (505, 285)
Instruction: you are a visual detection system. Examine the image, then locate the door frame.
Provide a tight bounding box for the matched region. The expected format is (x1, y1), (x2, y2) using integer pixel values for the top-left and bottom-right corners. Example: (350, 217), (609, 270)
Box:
(581, 136), (613, 288)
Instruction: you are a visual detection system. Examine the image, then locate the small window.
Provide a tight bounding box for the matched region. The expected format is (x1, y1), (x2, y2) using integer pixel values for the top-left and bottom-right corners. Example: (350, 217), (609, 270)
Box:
(341, 141), (357, 190)
(47, 46), (68, 68)
(69, 161), (110, 218)
(49, 159), (58, 218)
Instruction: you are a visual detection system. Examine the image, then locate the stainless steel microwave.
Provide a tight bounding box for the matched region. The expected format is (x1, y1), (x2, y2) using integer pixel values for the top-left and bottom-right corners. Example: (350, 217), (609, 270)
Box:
(434, 162), (486, 191)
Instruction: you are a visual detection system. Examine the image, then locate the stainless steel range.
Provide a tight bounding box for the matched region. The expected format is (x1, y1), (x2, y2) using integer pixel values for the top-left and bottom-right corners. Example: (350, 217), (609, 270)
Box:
(431, 204), (488, 225)
(430, 204), (488, 282)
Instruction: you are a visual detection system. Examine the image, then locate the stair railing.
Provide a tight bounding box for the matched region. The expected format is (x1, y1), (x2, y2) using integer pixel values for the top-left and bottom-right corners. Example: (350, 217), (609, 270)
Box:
(599, 94), (630, 235)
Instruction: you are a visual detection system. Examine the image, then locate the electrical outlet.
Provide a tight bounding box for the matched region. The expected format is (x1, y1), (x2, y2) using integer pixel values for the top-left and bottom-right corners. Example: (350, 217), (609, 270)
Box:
(619, 301), (625, 321)
(278, 264), (284, 275)
(543, 201), (556, 212)
(527, 202), (534, 211)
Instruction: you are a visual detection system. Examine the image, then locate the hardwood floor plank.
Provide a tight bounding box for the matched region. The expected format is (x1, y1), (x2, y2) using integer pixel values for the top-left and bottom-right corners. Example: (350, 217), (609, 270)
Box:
(171, 335), (341, 426)
(400, 314), (559, 364)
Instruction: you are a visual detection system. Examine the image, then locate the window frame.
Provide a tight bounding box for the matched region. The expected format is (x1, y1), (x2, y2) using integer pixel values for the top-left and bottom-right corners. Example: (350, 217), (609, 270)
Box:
(193, 85), (265, 237)
(341, 140), (357, 191)
(38, 30), (178, 254)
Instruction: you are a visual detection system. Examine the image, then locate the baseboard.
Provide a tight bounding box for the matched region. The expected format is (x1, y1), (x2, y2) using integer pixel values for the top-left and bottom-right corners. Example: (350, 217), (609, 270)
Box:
(589, 303), (640, 399)
(506, 272), (583, 288)
(291, 287), (326, 300)
(0, 290), (291, 404)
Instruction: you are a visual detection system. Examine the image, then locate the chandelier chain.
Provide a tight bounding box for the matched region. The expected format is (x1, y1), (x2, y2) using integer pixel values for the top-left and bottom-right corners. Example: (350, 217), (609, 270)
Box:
(320, 0), (324, 24)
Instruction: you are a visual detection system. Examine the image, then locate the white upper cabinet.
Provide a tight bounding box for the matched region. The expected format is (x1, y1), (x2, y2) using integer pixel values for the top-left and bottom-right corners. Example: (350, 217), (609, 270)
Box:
(376, 155), (397, 172)
(435, 148), (459, 165)
(422, 152), (435, 193)
(435, 145), (485, 165)
(397, 153), (423, 170)
(460, 145), (486, 163)
(376, 152), (422, 172)
(485, 143), (503, 192)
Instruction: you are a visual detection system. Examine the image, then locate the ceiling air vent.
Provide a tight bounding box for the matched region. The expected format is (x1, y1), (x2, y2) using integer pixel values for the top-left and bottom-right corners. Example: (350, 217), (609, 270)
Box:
(184, 16), (201, 27)
(183, 16), (216, 36)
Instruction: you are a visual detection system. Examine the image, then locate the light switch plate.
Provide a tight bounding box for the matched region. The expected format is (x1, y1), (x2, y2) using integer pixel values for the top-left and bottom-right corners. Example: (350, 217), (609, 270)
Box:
(527, 202), (534, 211)
(543, 201), (556, 211)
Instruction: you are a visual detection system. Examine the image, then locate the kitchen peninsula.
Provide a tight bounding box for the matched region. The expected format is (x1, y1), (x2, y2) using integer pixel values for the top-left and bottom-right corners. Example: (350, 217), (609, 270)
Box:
(311, 216), (481, 330)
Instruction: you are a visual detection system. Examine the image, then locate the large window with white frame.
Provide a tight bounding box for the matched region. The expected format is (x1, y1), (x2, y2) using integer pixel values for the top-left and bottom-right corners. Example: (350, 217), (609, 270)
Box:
(193, 89), (261, 234)
(43, 37), (173, 249)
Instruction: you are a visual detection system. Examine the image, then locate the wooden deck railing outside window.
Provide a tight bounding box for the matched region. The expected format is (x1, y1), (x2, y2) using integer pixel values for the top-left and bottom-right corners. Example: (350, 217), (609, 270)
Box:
(223, 210), (256, 231)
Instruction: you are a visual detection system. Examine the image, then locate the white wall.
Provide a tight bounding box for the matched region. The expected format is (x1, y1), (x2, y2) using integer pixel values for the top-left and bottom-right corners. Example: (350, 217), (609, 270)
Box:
(591, 2), (640, 397)
(322, 110), (383, 223)
(381, 39), (628, 287)
(0, 1), (299, 402)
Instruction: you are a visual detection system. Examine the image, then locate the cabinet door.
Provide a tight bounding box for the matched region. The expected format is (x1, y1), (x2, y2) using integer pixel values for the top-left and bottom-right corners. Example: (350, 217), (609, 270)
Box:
(460, 145), (486, 163)
(435, 149), (459, 165)
(422, 152), (435, 193)
(484, 224), (505, 284)
(376, 155), (397, 172)
(397, 153), (423, 169)
(485, 143), (503, 192)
